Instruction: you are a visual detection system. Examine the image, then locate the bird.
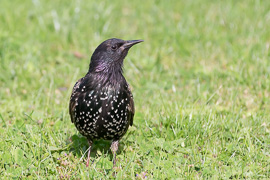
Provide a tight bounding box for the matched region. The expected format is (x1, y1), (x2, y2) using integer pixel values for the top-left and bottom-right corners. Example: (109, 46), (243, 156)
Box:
(69, 38), (143, 167)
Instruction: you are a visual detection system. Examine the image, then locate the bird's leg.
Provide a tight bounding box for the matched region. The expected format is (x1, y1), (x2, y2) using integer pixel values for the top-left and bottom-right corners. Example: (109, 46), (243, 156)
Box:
(110, 140), (119, 167)
(86, 139), (93, 167)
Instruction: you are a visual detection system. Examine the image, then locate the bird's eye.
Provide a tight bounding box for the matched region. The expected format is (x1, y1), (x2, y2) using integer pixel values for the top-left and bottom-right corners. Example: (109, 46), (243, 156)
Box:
(111, 45), (117, 50)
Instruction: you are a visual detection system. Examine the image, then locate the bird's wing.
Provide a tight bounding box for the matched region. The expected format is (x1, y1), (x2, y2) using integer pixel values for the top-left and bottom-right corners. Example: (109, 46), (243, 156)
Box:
(69, 77), (84, 123)
(127, 85), (135, 126)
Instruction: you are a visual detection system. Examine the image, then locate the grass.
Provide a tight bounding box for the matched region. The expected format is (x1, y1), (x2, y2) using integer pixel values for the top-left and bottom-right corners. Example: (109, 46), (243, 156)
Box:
(1, 0), (270, 179)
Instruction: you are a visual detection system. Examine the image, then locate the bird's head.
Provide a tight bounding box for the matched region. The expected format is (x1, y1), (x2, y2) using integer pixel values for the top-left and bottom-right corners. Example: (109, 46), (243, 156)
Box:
(89, 38), (143, 73)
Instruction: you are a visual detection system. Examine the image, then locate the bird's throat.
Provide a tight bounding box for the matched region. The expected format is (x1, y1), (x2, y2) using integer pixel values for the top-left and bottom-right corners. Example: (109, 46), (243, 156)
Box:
(92, 65), (124, 86)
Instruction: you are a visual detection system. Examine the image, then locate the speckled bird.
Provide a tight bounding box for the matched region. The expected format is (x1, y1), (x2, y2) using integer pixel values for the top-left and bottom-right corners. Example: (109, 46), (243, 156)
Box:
(69, 38), (143, 167)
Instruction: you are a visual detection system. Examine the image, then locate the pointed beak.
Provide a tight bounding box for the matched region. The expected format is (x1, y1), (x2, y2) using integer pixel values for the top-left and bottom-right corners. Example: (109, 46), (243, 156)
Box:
(123, 40), (144, 49)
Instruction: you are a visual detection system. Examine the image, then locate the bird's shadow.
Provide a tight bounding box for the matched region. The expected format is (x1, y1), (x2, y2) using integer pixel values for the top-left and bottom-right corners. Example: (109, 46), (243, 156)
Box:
(68, 134), (124, 161)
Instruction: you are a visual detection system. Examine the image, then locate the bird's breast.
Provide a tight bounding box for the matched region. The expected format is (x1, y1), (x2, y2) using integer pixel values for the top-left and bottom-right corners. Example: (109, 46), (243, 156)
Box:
(73, 84), (132, 140)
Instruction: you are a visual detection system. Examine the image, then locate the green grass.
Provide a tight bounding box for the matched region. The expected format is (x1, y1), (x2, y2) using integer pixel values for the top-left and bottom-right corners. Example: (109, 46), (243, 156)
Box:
(1, 0), (270, 179)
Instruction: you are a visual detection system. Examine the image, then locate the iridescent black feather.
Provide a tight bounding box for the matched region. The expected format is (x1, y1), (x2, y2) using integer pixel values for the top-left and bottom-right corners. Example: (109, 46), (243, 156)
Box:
(69, 38), (142, 167)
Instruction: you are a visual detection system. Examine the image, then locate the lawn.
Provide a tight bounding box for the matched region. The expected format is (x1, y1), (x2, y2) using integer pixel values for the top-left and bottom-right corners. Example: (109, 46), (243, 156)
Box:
(0, 0), (270, 179)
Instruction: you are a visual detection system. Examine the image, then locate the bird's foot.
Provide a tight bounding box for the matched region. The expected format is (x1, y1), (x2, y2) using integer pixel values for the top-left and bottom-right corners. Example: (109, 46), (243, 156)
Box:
(85, 139), (93, 167)
(113, 157), (118, 168)
(111, 140), (119, 168)
(112, 165), (122, 178)
(86, 160), (90, 167)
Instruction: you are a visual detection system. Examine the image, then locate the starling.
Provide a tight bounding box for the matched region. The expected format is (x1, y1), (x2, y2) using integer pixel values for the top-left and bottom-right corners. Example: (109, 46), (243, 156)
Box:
(69, 38), (143, 167)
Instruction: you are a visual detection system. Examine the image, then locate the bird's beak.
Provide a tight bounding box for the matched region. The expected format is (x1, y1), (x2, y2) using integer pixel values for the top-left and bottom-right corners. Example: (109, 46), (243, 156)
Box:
(123, 40), (144, 49)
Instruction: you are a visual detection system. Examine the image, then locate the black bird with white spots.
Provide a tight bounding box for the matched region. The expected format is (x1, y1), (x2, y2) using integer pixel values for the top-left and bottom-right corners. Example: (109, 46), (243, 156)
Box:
(69, 38), (143, 167)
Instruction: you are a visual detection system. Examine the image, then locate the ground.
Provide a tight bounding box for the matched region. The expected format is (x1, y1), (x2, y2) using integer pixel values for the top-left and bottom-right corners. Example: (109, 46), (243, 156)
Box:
(0, 0), (270, 179)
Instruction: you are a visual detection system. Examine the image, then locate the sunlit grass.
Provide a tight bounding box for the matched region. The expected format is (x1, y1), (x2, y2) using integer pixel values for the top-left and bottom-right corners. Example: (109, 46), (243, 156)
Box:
(0, 0), (270, 178)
